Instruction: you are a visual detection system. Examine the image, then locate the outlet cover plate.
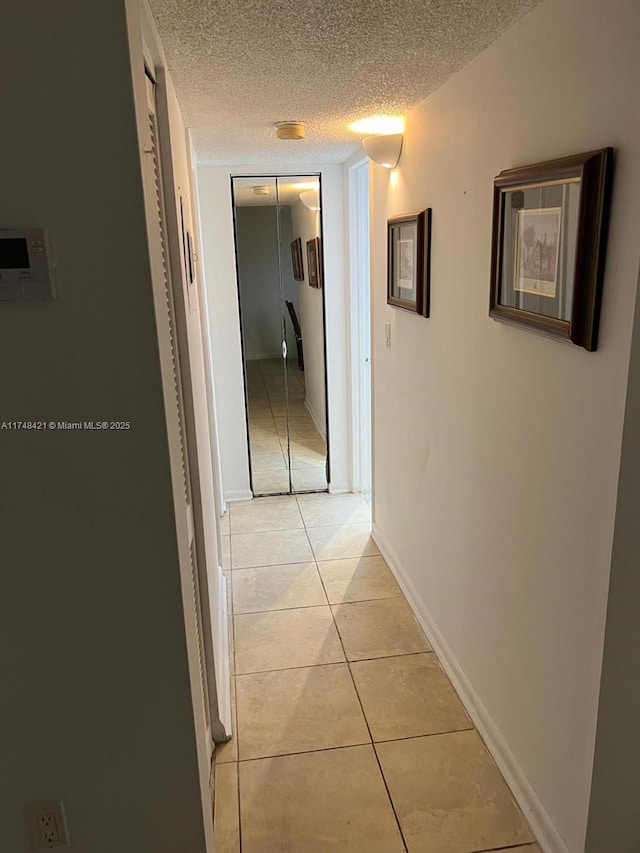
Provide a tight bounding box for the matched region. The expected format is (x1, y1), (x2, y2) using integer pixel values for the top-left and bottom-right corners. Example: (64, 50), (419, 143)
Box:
(25, 801), (70, 850)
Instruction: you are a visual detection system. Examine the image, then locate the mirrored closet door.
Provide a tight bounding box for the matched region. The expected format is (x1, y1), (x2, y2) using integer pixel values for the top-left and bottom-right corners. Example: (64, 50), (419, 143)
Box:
(232, 175), (329, 496)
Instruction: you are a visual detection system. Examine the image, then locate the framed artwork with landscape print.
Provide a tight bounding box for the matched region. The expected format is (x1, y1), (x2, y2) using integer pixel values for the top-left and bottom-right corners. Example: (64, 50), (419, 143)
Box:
(489, 147), (614, 351)
(387, 209), (431, 315)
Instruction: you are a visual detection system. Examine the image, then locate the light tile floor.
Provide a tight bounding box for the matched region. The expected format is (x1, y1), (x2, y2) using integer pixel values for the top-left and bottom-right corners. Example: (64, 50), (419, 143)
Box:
(245, 358), (328, 495)
(214, 493), (541, 853)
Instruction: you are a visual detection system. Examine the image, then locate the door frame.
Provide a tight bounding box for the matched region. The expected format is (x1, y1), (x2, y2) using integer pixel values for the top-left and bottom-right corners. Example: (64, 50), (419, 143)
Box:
(229, 172), (331, 497)
(347, 157), (372, 495)
(135, 0), (230, 755)
(154, 65), (230, 746)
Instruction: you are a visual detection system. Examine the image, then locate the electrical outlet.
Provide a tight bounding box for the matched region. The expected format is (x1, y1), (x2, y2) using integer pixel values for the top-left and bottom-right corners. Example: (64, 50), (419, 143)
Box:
(385, 321), (392, 348)
(26, 801), (70, 850)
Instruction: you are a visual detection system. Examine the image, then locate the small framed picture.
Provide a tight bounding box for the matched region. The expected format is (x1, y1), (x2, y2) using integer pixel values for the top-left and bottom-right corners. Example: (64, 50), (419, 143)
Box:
(490, 148), (614, 350)
(387, 210), (431, 316)
(306, 237), (323, 288)
(290, 238), (304, 281)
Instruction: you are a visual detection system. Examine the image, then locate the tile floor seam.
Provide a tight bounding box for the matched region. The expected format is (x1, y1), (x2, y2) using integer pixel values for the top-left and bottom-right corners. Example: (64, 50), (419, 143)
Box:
(232, 659), (348, 677)
(314, 560), (410, 853)
(374, 729), (485, 747)
(231, 648), (439, 676)
(230, 557), (314, 571)
(231, 723), (500, 762)
(233, 591), (403, 617)
(234, 657), (348, 674)
(301, 517), (317, 562)
(374, 723), (477, 743)
(228, 569), (239, 759)
(236, 739), (375, 764)
(235, 759), (242, 853)
(229, 643), (448, 676)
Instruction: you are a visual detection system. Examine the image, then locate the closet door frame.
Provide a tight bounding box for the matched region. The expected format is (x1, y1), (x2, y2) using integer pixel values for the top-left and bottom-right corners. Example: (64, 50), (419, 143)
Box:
(230, 172), (330, 496)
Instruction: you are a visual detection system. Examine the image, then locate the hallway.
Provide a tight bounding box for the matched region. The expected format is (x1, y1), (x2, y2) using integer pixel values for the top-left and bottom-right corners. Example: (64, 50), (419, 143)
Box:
(214, 493), (540, 853)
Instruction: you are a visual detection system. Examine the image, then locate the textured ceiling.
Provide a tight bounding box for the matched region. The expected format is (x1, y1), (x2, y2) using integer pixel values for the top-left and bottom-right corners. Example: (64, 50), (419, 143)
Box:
(149, 0), (539, 166)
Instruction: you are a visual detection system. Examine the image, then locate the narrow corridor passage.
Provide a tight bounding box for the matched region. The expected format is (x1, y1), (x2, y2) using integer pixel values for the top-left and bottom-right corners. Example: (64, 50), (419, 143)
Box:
(214, 493), (541, 853)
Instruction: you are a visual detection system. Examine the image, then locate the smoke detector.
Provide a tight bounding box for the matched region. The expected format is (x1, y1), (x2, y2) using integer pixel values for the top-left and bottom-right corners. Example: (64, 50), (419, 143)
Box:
(275, 121), (306, 141)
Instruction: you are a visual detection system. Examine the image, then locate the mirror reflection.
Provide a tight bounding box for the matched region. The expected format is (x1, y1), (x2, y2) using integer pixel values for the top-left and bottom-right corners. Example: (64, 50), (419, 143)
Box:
(232, 175), (328, 495)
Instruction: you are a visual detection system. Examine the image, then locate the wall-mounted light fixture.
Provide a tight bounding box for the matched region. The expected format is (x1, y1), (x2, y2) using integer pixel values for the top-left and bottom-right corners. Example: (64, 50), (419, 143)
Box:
(350, 115), (405, 169)
(361, 134), (403, 169)
(299, 189), (320, 210)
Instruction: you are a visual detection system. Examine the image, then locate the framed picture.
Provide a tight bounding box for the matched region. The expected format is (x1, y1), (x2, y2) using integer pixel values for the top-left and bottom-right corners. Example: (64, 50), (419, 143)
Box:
(290, 238), (304, 281)
(490, 147), (614, 350)
(387, 209), (431, 316)
(306, 237), (323, 288)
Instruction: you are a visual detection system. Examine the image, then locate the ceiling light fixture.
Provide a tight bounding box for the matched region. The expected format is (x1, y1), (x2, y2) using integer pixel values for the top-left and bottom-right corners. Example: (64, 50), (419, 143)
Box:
(299, 189), (320, 210)
(275, 121), (306, 140)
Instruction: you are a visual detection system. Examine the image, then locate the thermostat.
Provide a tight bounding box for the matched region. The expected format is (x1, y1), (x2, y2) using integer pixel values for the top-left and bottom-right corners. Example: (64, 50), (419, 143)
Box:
(0, 227), (55, 300)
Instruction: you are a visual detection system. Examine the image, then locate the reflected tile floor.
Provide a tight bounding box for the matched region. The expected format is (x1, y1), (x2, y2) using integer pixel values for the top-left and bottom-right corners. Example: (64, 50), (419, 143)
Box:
(214, 494), (540, 853)
(245, 357), (328, 495)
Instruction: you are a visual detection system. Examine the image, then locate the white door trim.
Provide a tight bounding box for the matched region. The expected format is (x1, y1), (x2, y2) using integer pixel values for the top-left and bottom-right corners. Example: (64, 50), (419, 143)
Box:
(347, 157), (372, 495)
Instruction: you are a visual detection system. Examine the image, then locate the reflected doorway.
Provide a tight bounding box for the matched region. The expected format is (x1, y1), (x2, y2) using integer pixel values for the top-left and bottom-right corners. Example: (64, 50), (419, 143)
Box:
(231, 175), (329, 496)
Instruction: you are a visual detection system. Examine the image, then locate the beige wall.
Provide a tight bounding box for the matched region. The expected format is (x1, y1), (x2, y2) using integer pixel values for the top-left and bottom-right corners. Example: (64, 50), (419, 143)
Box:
(291, 200), (327, 437)
(369, 0), (640, 850)
(0, 2), (210, 851)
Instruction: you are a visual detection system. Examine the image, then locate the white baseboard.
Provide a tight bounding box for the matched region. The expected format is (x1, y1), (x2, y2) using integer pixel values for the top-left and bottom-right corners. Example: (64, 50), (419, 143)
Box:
(329, 482), (351, 495)
(304, 397), (327, 442)
(372, 523), (570, 853)
(224, 489), (253, 503)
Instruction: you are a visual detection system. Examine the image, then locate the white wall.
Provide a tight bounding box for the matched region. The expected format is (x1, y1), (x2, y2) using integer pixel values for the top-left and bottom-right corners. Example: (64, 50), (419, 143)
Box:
(291, 200), (327, 437)
(197, 165), (350, 497)
(0, 1), (212, 851)
(369, 1), (640, 851)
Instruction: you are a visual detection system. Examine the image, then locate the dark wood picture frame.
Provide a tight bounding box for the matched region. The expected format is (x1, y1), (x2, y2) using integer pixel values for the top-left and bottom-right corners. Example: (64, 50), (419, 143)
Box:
(290, 238), (304, 281)
(306, 237), (323, 289)
(489, 147), (614, 351)
(387, 209), (431, 316)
